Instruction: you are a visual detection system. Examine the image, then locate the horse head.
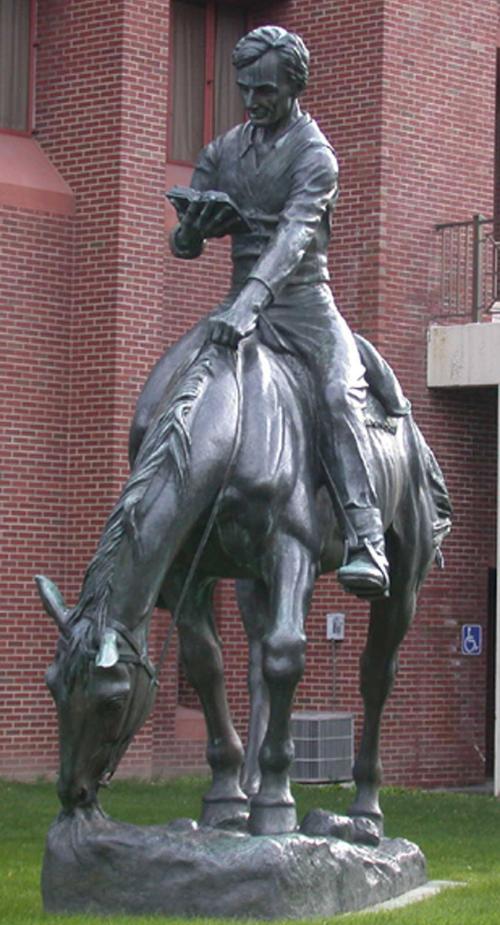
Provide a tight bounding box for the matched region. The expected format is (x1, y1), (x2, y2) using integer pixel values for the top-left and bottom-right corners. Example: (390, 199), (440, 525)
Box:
(37, 575), (157, 814)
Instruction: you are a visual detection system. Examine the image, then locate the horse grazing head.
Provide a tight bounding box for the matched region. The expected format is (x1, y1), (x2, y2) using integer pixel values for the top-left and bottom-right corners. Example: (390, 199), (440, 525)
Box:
(37, 575), (157, 814)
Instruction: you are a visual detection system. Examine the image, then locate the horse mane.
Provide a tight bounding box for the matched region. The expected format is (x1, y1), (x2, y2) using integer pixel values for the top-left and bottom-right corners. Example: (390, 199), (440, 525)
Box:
(68, 348), (216, 637)
(57, 619), (98, 686)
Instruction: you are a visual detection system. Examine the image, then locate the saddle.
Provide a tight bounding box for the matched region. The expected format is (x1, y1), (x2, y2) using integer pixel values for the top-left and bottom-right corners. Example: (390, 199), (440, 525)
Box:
(353, 333), (411, 422)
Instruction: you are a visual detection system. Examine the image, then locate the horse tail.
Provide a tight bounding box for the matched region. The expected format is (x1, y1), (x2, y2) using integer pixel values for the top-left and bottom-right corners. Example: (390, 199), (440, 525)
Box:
(410, 420), (452, 565)
(71, 342), (235, 631)
(425, 445), (453, 552)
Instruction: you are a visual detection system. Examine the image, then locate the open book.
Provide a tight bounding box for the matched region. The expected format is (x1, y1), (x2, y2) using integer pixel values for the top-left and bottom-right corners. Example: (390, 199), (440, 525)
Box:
(165, 186), (252, 235)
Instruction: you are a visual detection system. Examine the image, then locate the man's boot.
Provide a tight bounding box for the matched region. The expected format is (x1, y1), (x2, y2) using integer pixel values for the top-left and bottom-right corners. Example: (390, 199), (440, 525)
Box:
(337, 506), (390, 599)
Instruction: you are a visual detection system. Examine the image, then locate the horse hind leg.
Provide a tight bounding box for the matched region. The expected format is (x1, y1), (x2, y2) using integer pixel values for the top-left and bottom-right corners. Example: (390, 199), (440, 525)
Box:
(348, 596), (412, 827)
(348, 526), (424, 828)
(168, 574), (248, 828)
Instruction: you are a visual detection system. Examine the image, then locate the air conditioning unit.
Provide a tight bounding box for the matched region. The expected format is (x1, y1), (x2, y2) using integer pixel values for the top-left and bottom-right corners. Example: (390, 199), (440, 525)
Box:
(290, 711), (354, 783)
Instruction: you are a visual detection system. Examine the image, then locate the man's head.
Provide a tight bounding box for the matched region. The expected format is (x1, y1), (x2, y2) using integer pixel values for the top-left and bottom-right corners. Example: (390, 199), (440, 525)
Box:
(233, 26), (310, 130)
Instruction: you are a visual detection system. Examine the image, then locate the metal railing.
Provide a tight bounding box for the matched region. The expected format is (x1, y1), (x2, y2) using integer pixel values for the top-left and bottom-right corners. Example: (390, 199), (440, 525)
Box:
(435, 214), (500, 322)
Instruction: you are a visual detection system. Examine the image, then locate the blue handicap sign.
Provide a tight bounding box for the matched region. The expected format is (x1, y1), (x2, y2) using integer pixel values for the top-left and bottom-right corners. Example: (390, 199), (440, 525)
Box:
(461, 624), (482, 656)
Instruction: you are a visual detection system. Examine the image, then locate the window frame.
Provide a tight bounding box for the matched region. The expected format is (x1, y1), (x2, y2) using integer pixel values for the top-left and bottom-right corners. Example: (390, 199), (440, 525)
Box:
(0, 0), (37, 137)
(167, 0), (248, 166)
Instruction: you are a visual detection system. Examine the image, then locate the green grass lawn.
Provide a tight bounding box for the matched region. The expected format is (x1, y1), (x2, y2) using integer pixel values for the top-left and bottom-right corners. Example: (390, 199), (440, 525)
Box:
(0, 777), (498, 924)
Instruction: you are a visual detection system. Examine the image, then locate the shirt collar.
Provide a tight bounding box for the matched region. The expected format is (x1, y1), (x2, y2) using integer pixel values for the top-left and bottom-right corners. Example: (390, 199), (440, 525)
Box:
(239, 112), (310, 159)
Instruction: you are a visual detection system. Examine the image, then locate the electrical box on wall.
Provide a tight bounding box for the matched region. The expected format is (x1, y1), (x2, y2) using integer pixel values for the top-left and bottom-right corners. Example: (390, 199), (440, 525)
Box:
(326, 612), (345, 641)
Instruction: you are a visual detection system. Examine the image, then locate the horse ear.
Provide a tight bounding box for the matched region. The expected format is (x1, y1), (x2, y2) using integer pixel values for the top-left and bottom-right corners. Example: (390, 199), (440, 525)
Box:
(35, 575), (70, 635)
(95, 629), (119, 669)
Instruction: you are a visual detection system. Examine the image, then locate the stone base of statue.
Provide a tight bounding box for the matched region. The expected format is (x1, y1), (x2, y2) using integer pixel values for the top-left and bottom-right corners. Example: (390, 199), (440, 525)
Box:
(42, 809), (427, 919)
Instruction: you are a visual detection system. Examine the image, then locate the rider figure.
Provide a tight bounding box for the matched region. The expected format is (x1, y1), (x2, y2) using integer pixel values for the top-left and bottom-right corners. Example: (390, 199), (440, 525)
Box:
(170, 26), (389, 600)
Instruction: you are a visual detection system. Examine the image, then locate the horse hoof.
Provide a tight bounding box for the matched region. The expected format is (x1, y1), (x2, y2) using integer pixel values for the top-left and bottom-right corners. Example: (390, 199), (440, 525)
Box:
(300, 809), (380, 846)
(248, 800), (297, 835)
(200, 796), (249, 830)
(350, 816), (381, 845)
(349, 804), (384, 837)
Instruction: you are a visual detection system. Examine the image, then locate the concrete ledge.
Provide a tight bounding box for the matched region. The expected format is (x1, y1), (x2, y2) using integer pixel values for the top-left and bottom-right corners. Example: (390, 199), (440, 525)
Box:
(358, 879), (465, 914)
(427, 322), (500, 387)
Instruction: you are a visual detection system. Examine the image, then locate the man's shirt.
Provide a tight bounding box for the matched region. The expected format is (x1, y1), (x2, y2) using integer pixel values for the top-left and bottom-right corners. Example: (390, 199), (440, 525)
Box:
(172, 112), (339, 298)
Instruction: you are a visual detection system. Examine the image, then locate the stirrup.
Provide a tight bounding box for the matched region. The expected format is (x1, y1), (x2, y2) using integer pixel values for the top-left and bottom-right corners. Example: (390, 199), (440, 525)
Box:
(338, 538), (390, 600)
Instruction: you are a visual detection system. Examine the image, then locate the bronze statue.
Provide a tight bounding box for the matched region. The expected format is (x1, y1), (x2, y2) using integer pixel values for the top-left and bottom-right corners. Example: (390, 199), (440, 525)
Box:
(37, 27), (451, 840)
(162, 27), (397, 599)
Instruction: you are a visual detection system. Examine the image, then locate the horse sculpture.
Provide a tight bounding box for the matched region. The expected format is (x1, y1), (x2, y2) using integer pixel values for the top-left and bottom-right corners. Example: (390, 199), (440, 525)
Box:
(37, 323), (451, 836)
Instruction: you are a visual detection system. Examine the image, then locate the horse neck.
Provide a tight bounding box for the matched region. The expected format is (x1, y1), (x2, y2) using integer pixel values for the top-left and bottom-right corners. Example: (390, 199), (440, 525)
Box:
(72, 343), (236, 637)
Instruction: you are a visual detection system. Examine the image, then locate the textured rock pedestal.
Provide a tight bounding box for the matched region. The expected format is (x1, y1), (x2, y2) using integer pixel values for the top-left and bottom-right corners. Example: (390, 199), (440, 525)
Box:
(42, 811), (427, 919)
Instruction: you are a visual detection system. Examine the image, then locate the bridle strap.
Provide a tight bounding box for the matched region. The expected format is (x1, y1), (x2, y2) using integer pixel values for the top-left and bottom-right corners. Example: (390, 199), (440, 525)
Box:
(107, 618), (157, 682)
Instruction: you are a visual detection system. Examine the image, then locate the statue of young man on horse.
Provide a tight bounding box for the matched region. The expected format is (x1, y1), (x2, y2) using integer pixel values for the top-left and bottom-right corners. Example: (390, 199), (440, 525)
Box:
(139, 25), (407, 601)
(37, 26), (451, 838)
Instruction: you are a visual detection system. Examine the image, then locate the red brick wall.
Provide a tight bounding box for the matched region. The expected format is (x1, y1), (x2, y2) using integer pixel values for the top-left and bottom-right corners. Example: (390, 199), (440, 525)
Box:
(0, 205), (73, 777)
(370, 389), (497, 786)
(0, 0), (175, 778)
(1, 0), (497, 790)
(368, 0), (498, 784)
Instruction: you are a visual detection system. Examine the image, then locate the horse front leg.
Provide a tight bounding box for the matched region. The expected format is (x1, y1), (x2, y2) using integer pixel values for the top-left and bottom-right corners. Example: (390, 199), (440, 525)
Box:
(249, 539), (315, 836)
(172, 576), (248, 828)
(236, 578), (270, 797)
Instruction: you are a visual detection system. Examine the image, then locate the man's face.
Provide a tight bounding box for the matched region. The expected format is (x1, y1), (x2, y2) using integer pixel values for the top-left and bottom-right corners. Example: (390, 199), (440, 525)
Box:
(236, 49), (297, 129)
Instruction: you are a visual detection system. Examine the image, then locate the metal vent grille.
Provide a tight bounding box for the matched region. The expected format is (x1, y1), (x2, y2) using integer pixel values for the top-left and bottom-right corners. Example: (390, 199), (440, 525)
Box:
(290, 711), (354, 783)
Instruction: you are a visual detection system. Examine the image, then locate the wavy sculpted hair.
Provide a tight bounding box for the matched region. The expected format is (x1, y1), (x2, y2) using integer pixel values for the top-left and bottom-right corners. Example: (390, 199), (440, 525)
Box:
(232, 26), (310, 94)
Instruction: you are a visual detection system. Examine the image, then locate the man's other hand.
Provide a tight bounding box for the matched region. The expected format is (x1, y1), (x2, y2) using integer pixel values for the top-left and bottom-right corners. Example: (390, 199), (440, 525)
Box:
(209, 280), (272, 348)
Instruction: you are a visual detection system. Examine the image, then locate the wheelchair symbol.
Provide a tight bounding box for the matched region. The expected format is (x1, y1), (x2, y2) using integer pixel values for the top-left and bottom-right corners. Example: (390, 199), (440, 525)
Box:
(461, 625), (481, 656)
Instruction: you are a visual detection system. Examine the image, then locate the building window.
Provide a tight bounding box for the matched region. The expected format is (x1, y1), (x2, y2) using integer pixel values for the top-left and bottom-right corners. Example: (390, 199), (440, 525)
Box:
(169, 0), (246, 164)
(0, 0), (35, 133)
